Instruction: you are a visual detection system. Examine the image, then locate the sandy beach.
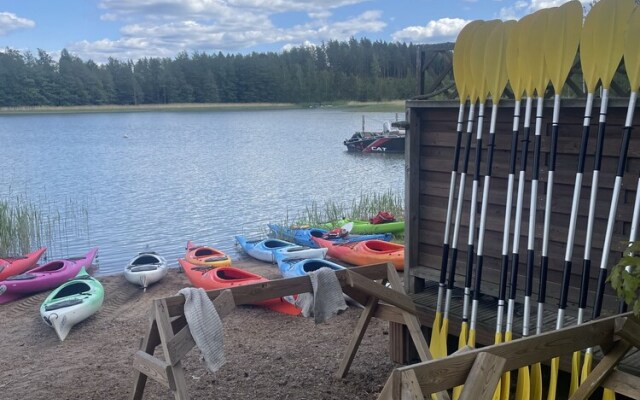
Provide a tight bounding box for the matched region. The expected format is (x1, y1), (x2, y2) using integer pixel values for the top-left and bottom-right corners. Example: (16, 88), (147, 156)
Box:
(0, 259), (397, 400)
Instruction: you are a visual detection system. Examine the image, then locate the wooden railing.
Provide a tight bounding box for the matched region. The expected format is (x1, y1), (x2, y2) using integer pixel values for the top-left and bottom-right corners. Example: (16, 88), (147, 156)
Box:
(377, 313), (640, 400)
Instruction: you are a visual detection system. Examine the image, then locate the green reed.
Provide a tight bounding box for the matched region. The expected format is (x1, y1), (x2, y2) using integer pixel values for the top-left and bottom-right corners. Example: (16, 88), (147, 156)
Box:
(0, 196), (90, 258)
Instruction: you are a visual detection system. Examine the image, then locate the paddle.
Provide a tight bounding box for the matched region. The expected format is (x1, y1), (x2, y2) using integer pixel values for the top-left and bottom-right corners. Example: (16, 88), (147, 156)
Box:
(457, 18), (498, 353)
(581, 3), (638, 398)
(437, 20), (484, 360)
(468, 20), (511, 351)
(492, 15), (526, 400)
(527, 3), (582, 399)
(431, 19), (480, 359)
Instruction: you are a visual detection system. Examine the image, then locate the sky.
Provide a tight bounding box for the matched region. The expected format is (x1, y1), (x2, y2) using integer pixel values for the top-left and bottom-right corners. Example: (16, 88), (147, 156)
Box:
(0, 0), (591, 63)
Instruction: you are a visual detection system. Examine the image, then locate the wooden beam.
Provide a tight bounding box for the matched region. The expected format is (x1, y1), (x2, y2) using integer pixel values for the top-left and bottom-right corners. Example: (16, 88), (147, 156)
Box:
(154, 299), (190, 399)
(163, 263), (390, 317)
(131, 317), (161, 400)
(133, 351), (171, 389)
(569, 340), (632, 400)
(459, 352), (507, 400)
(377, 370), (402, 400)
(393, 313), (630, 395)
(345, 269), (416, 314)
(337, 295), (378, 378)
(402, 369), (427, 400)
(603, 370), (640, 399)
(615, 316), (640, 348)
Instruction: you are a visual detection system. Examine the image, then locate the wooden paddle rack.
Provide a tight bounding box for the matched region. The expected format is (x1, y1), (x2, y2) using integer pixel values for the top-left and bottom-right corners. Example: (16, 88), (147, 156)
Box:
(377, 313), (640, 400)
(130, 263), (449, 400)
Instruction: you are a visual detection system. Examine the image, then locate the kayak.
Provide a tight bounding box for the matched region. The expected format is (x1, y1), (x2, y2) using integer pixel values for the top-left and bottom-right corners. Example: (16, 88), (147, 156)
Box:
(312, 237), (405, 271)
(267, 223), (393, 248)
(0, 247), (47, 281)
(0, 247), (99, 304)
(319, 219), (405, 235)
(178, 258), (301, 316)
(275, 255), (346, 279)
(40, 267), (104, 341)
(124, 251), (168, 290)
(272, 245), (328, 261)
(234, 235), (297, 263)
(185, 241), (231, 268)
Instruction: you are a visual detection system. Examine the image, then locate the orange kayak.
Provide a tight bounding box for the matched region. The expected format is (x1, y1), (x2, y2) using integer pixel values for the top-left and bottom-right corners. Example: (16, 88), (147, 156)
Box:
(184, 241), (231, 268)
(0, 247), (47, 281)
(312, 237), (404, 271)
(178, 259), (300, 316)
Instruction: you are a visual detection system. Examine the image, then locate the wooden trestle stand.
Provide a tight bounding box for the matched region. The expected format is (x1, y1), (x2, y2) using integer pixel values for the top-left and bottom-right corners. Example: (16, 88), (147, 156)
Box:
(130, 263), (449, 400)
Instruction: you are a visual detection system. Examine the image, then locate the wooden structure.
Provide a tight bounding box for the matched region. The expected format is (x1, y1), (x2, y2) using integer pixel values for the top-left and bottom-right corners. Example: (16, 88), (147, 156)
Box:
(404, 99), (639, 316)
(378, 313), (640, 399)
(131, 263), (451, 400)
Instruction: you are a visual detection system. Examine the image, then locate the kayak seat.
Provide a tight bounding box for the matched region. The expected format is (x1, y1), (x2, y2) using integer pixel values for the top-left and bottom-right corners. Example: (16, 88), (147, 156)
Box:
(263, 240), (289, 249)
(129, 264), (159, 272)
(6, 273), (37, 281)
(45, 298), (84, 311)
(204, 256), (228, 262)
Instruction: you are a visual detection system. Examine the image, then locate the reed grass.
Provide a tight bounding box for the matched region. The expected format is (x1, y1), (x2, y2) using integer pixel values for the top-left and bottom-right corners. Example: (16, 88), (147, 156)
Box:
(0, 196), (89, 258)
(272, 190), (405, 239)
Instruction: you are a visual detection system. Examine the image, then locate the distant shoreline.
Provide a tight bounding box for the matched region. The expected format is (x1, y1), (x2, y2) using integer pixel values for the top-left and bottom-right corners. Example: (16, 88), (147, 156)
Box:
(0, 100), (406, 115)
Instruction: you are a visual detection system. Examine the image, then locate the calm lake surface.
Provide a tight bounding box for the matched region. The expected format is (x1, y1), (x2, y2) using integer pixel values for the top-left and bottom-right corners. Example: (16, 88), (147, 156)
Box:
(0, 108), (405, 276)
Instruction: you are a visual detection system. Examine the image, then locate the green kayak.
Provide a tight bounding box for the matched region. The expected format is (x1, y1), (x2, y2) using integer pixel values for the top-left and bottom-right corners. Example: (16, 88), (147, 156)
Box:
(40, 267), (104, 341)
(319, 218), (405, 235)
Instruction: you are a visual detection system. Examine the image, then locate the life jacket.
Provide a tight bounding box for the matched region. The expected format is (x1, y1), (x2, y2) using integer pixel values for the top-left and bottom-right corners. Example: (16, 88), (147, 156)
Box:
(369, 211), (396, 224)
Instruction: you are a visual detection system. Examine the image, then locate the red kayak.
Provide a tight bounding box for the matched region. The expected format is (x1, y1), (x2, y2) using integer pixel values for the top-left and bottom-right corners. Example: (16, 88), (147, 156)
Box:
(312, 237), (405, 271)
(0, 247), (47, 281)
(178, 259), (300, 316)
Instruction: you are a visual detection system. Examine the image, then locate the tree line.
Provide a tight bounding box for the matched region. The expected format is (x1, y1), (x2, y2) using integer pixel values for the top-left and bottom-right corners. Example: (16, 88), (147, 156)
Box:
(0, 38), (452, 107)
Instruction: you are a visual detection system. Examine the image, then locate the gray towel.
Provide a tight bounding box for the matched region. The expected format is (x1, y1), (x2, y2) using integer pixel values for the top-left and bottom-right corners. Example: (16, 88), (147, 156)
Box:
(295, 267), (348, 323)
(178, 287), (225, 372)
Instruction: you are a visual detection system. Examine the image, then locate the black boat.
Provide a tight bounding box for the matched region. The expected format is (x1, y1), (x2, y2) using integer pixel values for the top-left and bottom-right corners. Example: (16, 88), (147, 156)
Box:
(343, 120), (405, 153)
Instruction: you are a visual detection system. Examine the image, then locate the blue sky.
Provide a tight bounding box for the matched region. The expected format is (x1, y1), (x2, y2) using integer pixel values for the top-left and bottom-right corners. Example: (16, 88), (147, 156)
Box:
(0, 0), (589, 63)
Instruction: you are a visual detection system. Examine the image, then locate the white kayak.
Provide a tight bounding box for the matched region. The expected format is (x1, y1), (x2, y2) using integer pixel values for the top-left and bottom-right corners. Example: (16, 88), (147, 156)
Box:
(40, 267), (104, 341)
(124, 251), (168, 290)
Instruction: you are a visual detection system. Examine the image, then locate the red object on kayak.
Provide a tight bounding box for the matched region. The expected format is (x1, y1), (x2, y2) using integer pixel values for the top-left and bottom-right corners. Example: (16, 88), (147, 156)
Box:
(0, 247), (47, 281)
(178, 259), (300, 316)
(312, 236), (404, 271)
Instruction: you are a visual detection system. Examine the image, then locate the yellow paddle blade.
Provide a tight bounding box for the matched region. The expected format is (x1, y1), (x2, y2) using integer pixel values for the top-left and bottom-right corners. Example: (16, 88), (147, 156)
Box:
(531, 362), (543, 400)
(580, 1), (599, 93)
(547, 357), (560, 400)
(505, 17), (524, 100)
(463, 20), (485, 103)
(430, 310), (442, 357)
(581, 351), (593, 383)
(504, 330), (513, 343)
(624, 7), (640, 91)
(603, 388), (617, 400)
(570, 350), (581, 396)
(486, 20), (511, 101)
(495, 331), (503, 344)
(593, 0), (635, 89)
(517, 366), (531, 400)
(458, 321), (468, 350)
(471, 19), (501, 103)
(468, 329), (477, 349)
(439, 318), (450, 357)
(518, 11), (543, 97)
(500, 371), (511, 400)
(545, 0), (582, 94)
(530, 8), (550, 97)
(454, 20), (483, 102)
(453, 385), (463, 400)
(493, 383), (502, 400)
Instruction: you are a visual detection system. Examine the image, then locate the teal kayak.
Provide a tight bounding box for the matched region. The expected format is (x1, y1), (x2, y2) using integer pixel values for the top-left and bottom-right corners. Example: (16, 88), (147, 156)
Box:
(319, 219), (405, 235)
(40, 267), (104, 341)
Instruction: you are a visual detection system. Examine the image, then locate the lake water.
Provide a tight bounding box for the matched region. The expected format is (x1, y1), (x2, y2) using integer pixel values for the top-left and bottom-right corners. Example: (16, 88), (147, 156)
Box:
(0, 108), (405, 276)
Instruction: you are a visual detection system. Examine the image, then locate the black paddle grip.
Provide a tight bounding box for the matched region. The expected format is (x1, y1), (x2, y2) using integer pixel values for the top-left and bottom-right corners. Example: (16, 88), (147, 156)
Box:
(559, 260), (572, 309)
(509, 252), (520, 300)
(439, 244), (449, 285)
(525, 249), (535, 297)
(578, 258), (591, 309)
(538, 256), (549, 303)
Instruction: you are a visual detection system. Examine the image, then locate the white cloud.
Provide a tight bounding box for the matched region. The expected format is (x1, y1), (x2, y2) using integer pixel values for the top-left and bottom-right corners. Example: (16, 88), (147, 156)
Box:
(0, 12), (36, 36)
(499, 0), (591, 20)
(68, 8), (386, 63)
(391, 18), (471, 43)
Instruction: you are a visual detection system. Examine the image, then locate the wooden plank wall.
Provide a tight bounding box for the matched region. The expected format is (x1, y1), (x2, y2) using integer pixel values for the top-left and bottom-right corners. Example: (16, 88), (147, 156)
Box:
(406, 99), (640, 314)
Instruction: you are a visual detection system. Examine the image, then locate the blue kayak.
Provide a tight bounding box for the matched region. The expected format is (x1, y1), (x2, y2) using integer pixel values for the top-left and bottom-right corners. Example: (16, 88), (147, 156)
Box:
(275, 253), (346, 278)
(234, 235), (327, 263)
(267, 224), (393, 248)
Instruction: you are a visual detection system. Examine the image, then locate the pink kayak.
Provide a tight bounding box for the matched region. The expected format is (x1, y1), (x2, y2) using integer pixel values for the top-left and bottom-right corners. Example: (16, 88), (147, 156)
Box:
(0, 248), (99, 303)
(0, 247), (47, 281)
